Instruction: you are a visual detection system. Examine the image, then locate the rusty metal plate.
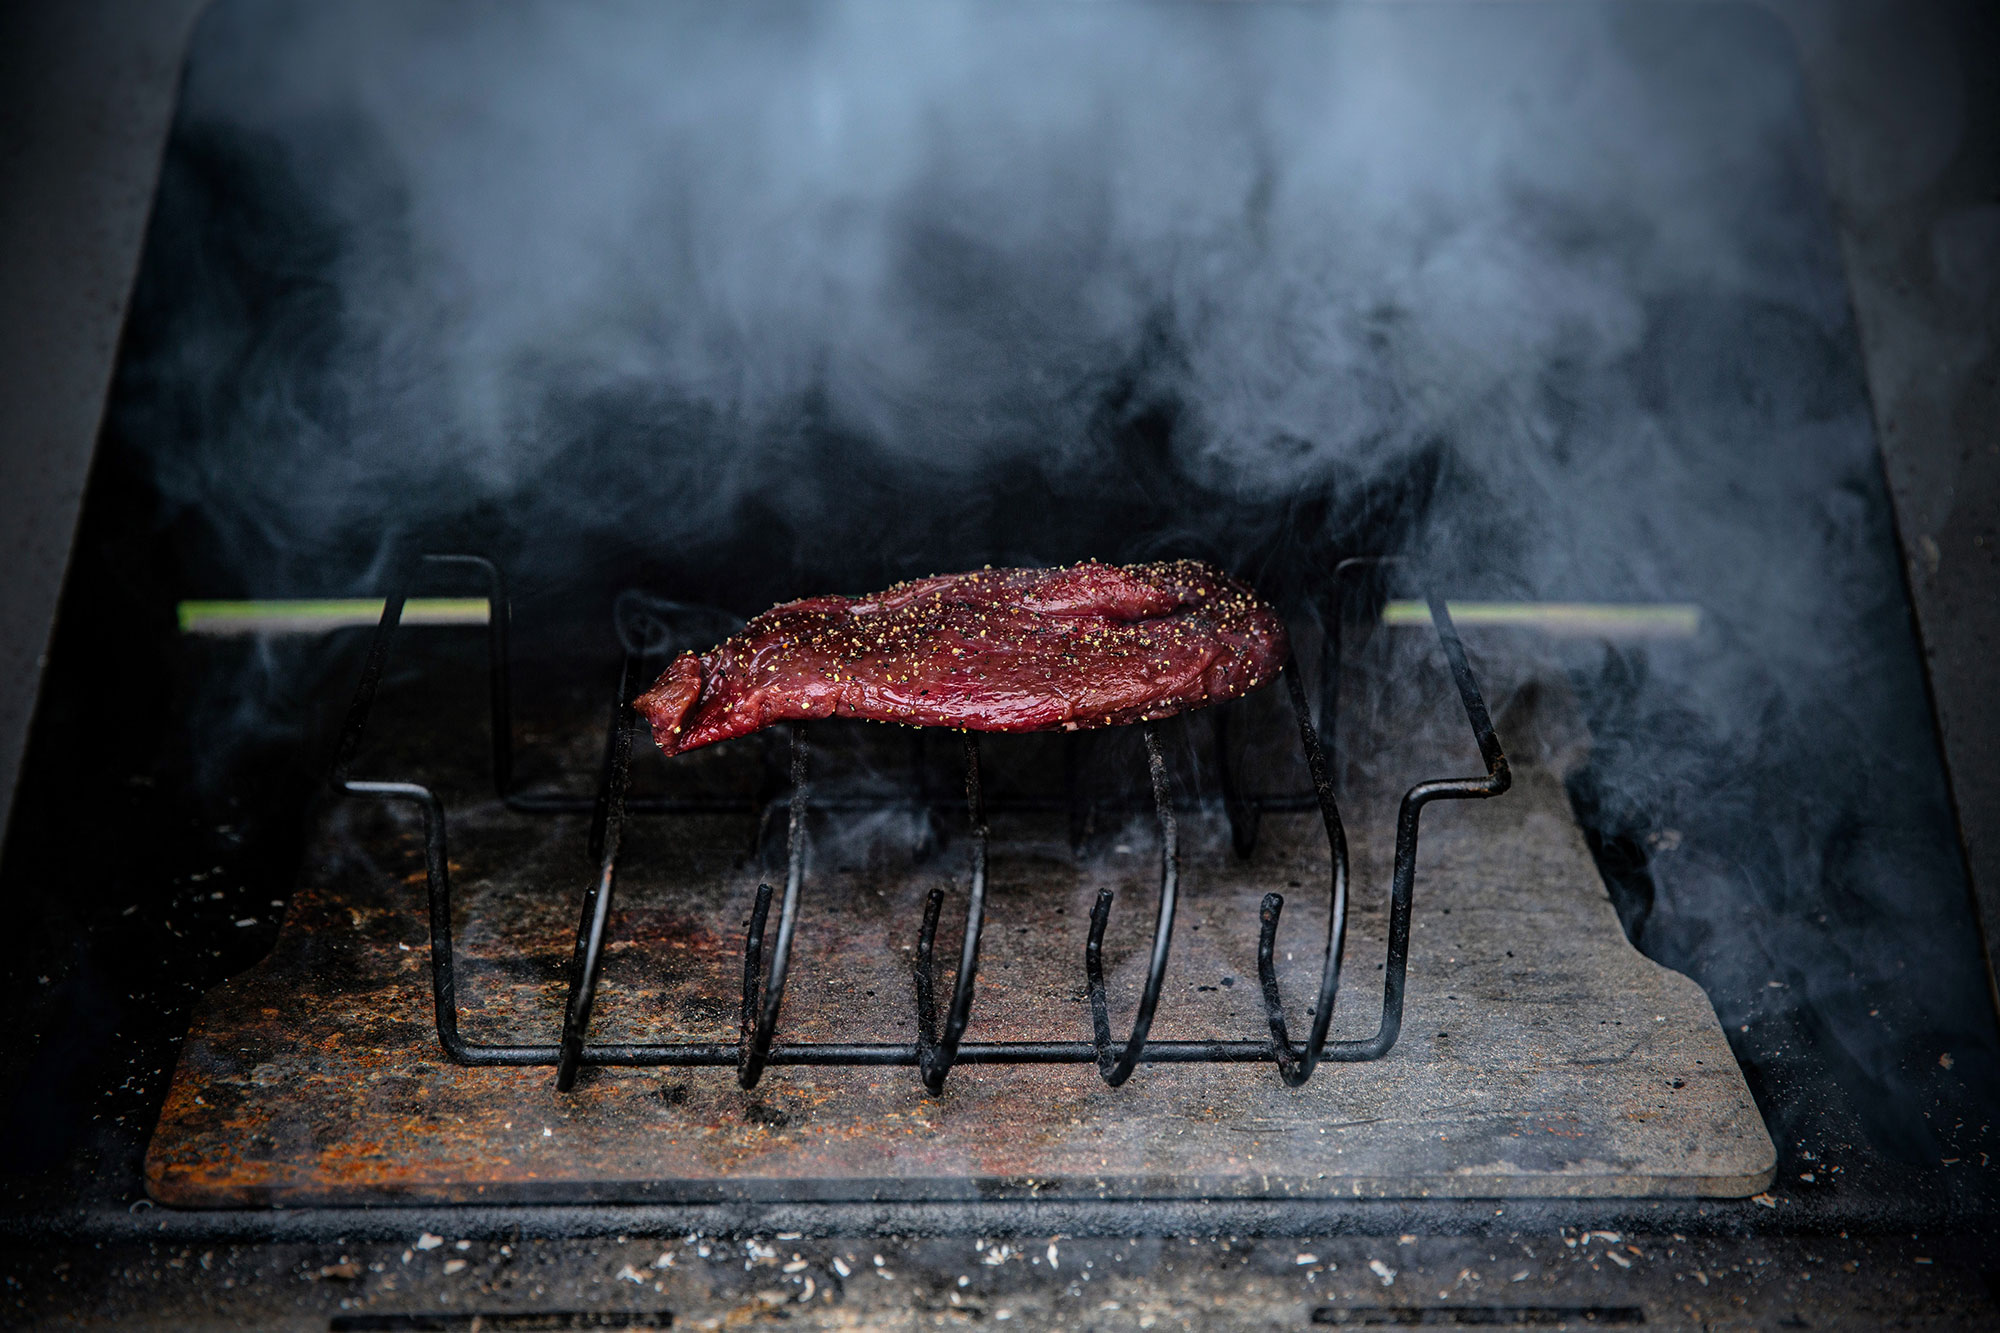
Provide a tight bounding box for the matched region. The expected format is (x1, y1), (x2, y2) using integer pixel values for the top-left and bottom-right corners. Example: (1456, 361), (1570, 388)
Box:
(144, 714), (1774, 1205)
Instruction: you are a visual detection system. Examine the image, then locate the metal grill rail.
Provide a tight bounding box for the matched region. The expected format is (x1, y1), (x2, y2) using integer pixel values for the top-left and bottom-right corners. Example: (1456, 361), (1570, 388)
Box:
(329, 555), (1509, 1094)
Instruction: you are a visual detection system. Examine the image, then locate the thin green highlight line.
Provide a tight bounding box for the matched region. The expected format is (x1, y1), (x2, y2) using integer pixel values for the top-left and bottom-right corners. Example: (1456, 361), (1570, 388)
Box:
(1380, 600), (1701, 638)
(176, 598), (490, 635)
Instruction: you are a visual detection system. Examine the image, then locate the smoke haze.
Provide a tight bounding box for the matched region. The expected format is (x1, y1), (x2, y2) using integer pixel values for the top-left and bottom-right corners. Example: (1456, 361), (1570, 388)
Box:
(105, 0), (1994, 1158)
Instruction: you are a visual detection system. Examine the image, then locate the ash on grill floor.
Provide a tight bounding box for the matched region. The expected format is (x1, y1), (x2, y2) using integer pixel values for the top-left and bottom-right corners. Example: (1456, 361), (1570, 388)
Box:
(145, 736), (1773, 1206)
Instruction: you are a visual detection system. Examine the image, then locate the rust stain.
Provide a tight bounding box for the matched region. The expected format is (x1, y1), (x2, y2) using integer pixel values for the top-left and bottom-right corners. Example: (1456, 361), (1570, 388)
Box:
(146, 749), (1771, 1205)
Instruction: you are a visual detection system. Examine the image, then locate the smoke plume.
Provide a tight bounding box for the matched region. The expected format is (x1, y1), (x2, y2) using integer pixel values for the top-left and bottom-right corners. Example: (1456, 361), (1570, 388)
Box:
(106, 0), (1994, 1159)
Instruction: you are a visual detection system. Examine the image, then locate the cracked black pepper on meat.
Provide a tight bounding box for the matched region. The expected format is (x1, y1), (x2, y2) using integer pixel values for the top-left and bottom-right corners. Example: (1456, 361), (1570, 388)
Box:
(634, 560), (1289, 757)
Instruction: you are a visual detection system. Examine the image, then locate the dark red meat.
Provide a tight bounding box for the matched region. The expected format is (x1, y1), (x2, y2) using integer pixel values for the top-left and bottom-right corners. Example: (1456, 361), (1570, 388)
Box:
(635, 560), (1289, 757)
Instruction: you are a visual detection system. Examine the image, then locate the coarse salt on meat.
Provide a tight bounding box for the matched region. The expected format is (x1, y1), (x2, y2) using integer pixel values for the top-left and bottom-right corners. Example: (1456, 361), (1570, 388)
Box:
(634, 560), (1288, 757)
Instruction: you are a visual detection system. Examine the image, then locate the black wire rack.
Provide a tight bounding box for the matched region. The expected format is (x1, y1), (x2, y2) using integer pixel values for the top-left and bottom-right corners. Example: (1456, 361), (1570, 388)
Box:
(329, 555), (1510, 1094)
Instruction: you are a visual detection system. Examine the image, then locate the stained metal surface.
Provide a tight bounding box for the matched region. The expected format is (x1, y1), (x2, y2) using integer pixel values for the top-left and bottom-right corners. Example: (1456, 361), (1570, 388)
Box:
(145, 734), (1771, 1204)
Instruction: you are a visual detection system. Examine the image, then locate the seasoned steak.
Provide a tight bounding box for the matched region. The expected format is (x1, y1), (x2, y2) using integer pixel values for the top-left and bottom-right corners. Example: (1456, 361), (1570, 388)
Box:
(634, 560), (1289, 757)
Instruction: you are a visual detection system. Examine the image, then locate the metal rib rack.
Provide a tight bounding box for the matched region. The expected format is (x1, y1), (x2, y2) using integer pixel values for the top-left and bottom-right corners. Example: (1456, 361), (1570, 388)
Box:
(329, 554), (1510, 1094)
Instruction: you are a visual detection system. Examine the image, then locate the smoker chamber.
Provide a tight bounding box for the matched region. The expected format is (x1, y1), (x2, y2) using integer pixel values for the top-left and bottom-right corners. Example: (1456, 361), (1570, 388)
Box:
(7, 0), (2000, 1327)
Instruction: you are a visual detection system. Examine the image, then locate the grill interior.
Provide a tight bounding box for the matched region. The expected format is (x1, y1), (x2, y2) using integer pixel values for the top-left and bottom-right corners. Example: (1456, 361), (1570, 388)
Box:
(4, 0), (1997, 1327)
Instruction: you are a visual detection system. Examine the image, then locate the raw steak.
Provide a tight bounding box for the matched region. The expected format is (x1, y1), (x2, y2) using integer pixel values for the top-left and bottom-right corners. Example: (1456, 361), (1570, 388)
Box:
(635, 560), (1288, 757)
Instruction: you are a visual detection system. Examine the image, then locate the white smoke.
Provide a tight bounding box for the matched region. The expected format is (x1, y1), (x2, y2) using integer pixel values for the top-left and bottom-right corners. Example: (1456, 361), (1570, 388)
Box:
(113, 0), (1992, 1158)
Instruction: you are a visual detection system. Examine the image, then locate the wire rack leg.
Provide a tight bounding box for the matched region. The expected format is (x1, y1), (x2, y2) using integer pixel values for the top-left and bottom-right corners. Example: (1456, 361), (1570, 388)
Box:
(1085, 723), (1180, 1087)
(1255, 659), (1351, 1085)
(913, 734), (991, 1094)
(340, 780), (470, 1063)
(404, 553), (517, 803)
(1320, 592), (1511, 1063)
(328, 581), (410, 789)
(738, 724), (810, 1089)
(555, 651), (639, 1090)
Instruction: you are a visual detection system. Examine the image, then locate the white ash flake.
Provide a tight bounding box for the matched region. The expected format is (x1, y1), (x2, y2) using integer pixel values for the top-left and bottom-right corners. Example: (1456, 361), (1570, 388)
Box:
(1369, 1259), (1396, 1285)
(413, 1234), (443, 1251)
